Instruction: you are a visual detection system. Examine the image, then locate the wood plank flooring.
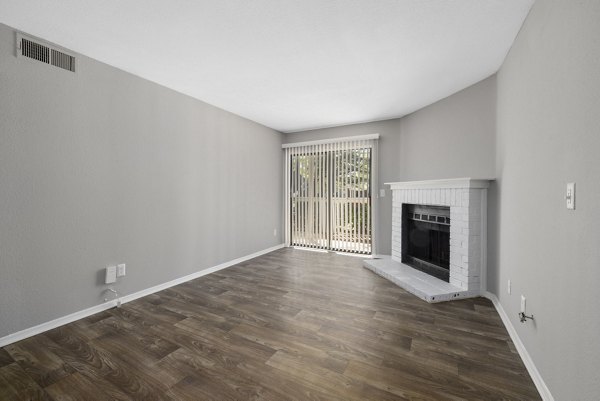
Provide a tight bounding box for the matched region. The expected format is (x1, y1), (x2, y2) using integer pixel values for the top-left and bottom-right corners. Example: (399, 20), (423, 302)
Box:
(0, 248), (541, 400)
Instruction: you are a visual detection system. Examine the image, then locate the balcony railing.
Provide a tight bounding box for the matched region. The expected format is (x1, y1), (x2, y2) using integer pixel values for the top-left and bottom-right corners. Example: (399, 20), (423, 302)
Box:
(291, 197), (371, 254)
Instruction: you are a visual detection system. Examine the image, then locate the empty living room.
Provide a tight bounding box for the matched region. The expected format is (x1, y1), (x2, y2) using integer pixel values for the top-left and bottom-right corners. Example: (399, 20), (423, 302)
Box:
(1, 1), (598, 400)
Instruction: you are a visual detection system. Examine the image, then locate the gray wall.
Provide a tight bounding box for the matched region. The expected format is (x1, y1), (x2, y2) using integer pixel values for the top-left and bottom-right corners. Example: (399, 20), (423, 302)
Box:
(490, 0), (600, 399)
(284, 76), (496, 255)
(0, 23), (283, 338)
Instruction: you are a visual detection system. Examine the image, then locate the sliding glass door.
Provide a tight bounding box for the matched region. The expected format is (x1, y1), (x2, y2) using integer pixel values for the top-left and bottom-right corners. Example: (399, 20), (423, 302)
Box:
(284, 137), (377, 255)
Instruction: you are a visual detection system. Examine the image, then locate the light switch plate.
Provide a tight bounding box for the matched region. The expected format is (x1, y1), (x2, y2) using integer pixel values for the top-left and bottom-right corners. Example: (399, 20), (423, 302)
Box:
(566, 182), (575, 210)
(105, 266), (117, 284)
(117, 263), (126, 278)
(520, 295), (526, 313)
(379, 189), (386, 198)
(507, 279), (511, 295)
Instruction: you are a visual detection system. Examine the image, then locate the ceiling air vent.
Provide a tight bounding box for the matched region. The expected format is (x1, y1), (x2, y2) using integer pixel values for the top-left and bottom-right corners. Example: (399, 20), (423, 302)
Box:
(17, 33), (76, 73)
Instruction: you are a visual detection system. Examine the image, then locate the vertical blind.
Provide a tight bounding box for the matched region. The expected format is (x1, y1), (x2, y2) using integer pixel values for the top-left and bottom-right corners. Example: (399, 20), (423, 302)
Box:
(283, 135), (379, 255)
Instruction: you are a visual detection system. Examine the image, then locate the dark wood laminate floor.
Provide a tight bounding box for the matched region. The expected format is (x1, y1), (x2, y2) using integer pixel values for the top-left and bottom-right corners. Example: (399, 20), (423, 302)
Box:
(0, 248), (541, 400)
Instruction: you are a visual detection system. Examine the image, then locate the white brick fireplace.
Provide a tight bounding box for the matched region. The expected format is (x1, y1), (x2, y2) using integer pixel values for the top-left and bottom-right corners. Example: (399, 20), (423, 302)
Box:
(364, 178), (491, 302)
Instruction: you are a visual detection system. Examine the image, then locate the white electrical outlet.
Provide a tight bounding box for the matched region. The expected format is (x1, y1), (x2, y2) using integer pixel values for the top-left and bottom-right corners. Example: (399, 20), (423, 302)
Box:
(117, 263), (126, 277)
(105, 266), (117, 284)
(380, 189), (386, 198)
(507, 280), (511, 295)
(520, 295), (526, 314)
(566, 182), (575, 210)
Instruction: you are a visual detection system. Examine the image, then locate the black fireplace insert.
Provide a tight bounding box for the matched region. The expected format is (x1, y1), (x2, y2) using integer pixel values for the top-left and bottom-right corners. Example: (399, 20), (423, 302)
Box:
(402, 204), (450, 282)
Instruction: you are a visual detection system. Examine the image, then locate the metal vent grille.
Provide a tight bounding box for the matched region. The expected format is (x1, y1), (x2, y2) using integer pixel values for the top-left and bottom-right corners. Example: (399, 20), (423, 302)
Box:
(51, 48), (76, 72)
(18, 34), (76, 72)
(21, 38), (50, 63)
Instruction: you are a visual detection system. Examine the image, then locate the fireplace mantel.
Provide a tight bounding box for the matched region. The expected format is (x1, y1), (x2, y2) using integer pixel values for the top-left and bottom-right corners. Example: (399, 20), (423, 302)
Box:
(364, 177), (494, 303)
(386, 178), (492, 190)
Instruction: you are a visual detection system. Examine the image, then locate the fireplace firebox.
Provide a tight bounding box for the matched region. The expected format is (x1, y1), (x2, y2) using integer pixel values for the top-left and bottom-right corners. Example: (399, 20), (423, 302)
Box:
(401, 204), (450, 282)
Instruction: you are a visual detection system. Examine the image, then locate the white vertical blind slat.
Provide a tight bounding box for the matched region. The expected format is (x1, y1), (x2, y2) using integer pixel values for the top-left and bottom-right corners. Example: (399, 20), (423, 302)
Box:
(352, 142), (357, 253)
(360, 141), (364, 253)
(339, 140), (343, 250)
(290, 149), (293, 245)
(324, 142), (327, 249)
(344, 140), (349, 249)
(298, 148), (301, 246)
(333, 142), (337, 250)
(357, 141), (362, 253)
(320, 142), (324, 249)
(318, 142), (322, 248)
(314, 144), (317, 248)
(303, 147), (308, 247)
(363, 141), (368, 253)
(364, 141), (368, 253)
(317, 143), (321, 248)
(367, 143), (370, 253)
(292, 149), (296, 246)
(306, 146), (315, 248)
(349, 141), (354, 252)
(332, 141), (336, 250)
(302, 145), (307, 247)
(361, 140), (366, 253)
(338, 139), (346, 249)
(293, 148), (297, 246)
(284, 149), (287, 245)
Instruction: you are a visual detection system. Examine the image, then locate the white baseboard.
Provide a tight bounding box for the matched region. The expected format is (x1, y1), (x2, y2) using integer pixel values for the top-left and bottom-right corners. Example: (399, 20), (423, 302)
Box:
(0, 243), (284, 348)
(483, 291), (554, 401)
(0, 300), (121, 348)
(119, 243), (284, 304)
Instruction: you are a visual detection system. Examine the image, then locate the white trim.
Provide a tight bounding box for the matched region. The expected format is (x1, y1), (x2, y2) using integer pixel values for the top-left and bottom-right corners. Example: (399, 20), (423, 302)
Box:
(0, 243), (284, 348)
(483, 291), (554, 401)
(0, 301), (119, 348)
(386, 177), (493, 190)
(119, 243), (283, 303)
(281, 133), (380, 149)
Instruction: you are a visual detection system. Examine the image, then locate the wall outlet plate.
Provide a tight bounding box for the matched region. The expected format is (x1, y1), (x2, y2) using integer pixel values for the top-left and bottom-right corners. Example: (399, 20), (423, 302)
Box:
(117, 263), (126, 277)
(105, 266), (117, 284)
(380, 189), (386, 198)
(520, 295), (526, 313)
(507, 279), (511, 295)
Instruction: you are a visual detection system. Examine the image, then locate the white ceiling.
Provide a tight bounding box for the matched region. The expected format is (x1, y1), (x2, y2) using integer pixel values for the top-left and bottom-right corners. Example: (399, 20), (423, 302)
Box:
(0, 0), (533, 133)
